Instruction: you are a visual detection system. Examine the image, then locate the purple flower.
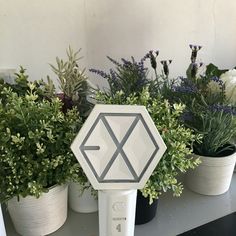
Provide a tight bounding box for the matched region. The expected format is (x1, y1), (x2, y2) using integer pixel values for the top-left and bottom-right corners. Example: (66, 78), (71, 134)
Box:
(121, 58), (132, 68)
(109, 69), (118, 80)
(189, 44), (202, 63)
(91, 55), (149, 96)
(173, 77), (198, 93)
(189, 44), (202, 51)
(161, 60), (172, 77)
(173, 85), (197, 93)
(141, 53), (150, 63)
(148, 51), (157, 70)
(138, 61), (145, 73)
(107, 56), (122, 67)
(141, 50), (160, 70)
(209, 104), (236, 115)
(89, 68), (110, 79)
(210, 76), (224, 89)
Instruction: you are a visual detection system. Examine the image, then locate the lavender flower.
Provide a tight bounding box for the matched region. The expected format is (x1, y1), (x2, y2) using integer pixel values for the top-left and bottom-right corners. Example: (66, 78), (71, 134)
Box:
(89, 68), (110, 79)
(109, 69), (118, 80)
(141, 50), (160, 70)
(138, 61), (145, 74)
(173, 85), (198, 93)
(141, 53), (150, 63)
(210, 76), (224, 89)
(121, 58), (132, 68)
(140, 50), (159, 63)
(148, 51), (157, 70)
(173, 77), (198, 93)
(209, 104), (236, 115)
(161, 60), (172, 77)
(189, 44), (202, 63)
(107, 56), (122, 67)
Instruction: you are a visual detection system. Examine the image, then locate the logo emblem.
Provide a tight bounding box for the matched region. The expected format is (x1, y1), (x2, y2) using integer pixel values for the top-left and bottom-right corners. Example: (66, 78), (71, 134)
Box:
(80, 113), (159, 183)
(71, 105), (166, 190)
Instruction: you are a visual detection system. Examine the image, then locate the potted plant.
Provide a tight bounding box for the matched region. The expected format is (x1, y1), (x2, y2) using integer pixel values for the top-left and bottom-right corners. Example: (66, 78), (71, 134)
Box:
(96, 88), (201, 224)
(0, 81), (82, 235)
(91, 56), (201, 224)
(49, 47), (98, 213)
(166, 45), (236, 195)
(49, 46), (93, 117)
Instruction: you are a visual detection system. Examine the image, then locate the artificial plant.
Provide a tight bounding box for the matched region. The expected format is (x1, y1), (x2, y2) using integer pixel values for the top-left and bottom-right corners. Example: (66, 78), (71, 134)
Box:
(96, 88), (201, 203)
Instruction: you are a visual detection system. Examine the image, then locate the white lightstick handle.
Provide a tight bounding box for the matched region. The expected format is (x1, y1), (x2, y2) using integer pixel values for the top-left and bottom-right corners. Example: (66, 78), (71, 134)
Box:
(99, 189), (137, 236)
(0, 205), (6, 236)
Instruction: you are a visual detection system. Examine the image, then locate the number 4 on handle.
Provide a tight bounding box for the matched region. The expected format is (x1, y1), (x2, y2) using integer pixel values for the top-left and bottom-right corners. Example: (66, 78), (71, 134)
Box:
(116, 224), (121, 232)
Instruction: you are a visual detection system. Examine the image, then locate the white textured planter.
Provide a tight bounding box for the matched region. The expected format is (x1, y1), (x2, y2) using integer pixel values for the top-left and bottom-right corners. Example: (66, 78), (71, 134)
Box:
(69, 182), (98, 213)
(8, 184), (68, 236)
(185, 151), (236, 195)
(0, 205), (6, 236)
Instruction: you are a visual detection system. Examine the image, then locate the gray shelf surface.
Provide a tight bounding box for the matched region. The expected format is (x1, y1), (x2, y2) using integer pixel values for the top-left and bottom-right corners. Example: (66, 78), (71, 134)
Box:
(3, 174), (236, 236)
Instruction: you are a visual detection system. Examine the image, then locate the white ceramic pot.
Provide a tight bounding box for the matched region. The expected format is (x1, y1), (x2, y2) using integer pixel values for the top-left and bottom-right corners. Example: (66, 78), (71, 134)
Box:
(185, 151), (236, 195)
(0, 205), (6, 236)
(7, 184), (68, 236)
(69, 182), (98, 213)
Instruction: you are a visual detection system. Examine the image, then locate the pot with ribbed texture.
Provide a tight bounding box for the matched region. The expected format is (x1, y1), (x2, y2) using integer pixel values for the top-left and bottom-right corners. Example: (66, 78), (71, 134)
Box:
(7, 184), (68, 236)
(185, 149), (236, 195)
(69, 182), (98, 213)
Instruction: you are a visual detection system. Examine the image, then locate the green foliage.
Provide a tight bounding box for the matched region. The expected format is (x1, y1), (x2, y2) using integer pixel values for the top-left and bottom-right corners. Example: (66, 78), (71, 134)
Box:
(0, 86), (84, 202)
(205, 63), (228, 79)
(0, 78), (9, 103)
(11, 66), (55, 100)
(186, 109), (236, 156)
(96, 88), (201, 203)
(50, 47), (93, 117)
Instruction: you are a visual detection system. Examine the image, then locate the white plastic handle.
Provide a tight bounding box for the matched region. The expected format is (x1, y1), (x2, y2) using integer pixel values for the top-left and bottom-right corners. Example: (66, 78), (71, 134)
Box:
(99, 189), (137, 236)
(0, 205), (6, 236)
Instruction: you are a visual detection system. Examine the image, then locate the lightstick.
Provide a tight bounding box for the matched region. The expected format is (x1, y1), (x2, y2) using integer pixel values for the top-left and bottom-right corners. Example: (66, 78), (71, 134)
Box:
(71, 105), (166, 236)
(0, 205), (6, 236)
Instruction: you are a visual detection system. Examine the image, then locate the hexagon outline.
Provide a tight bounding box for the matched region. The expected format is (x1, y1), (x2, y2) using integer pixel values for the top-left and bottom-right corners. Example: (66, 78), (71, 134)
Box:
(80, 112), (160, 183)
(71, 104), (167, 190)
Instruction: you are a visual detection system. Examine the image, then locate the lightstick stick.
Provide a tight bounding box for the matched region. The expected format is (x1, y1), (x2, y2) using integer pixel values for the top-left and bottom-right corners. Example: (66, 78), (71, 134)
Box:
(71, 105), (166, 236)
(0, 205), (6, 236)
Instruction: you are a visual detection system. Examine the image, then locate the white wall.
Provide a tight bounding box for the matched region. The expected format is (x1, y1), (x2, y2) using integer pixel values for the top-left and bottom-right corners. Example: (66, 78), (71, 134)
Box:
(1, 0), (236, 88)
(0, 0), (87, 87)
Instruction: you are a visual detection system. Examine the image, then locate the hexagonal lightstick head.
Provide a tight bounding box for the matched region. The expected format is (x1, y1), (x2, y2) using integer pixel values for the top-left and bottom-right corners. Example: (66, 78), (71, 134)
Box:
(71, 105), (166, 190)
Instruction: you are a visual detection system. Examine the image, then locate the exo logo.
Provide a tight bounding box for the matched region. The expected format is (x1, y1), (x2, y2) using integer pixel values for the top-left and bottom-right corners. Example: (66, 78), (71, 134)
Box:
(71, 105), (166, 190)
(80, 113), (159, 183)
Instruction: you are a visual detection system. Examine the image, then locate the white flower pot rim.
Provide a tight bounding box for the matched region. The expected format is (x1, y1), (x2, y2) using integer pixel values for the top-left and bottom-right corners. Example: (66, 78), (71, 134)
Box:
(9, 183), (69, 201)
(192, 150), (236, 167)
(8, 184), (68, 236)
(186, 150), (236, 196)
(47, 182), (69, 190)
